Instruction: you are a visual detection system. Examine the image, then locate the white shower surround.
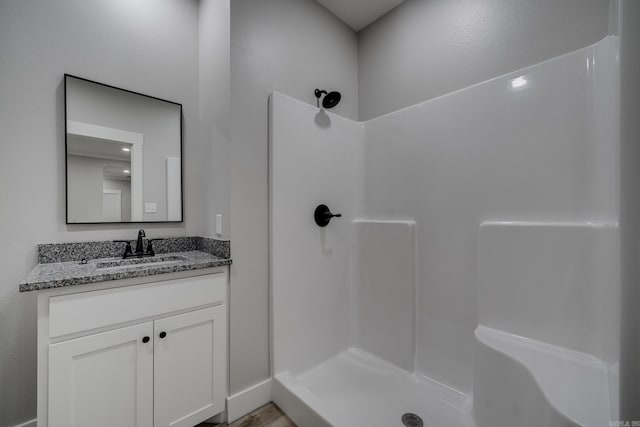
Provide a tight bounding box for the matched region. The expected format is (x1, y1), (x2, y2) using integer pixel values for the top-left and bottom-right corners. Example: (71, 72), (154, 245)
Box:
(270, 36), (619, 427)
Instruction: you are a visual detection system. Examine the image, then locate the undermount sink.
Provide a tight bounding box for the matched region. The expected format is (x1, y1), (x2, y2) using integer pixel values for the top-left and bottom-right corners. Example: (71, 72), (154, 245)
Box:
(96, 255), (187, 269)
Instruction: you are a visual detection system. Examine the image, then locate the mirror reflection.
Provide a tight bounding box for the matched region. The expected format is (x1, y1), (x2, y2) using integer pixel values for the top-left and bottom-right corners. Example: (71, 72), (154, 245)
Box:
(65, 75), (183, 223)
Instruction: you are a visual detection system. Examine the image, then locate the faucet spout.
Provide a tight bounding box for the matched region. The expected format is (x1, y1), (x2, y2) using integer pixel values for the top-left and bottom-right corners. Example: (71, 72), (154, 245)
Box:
(135, 229), (146, 254)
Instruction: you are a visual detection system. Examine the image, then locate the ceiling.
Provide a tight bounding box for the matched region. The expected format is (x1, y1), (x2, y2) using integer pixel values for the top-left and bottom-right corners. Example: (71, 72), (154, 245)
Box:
(67, 135), (132, 162)
(315, 0), (406, 32)
(68, 135), (132, 180)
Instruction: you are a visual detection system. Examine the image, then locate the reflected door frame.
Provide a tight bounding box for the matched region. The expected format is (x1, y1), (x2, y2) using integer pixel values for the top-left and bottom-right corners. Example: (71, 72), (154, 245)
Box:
(67, 120), (144, 222)
(102, 189), (122, 222)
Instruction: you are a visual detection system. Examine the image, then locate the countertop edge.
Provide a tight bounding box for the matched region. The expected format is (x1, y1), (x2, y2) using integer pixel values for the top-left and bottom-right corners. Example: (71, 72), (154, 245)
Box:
(19, 251), (232, 293)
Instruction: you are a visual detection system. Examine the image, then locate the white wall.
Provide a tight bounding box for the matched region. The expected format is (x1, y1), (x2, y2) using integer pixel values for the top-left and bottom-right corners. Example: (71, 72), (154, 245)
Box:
(270, 93), (361, 376)
(361, 37), (619, 392)
(104, 178), (132, 222)
(352, 220), (416, 373)
(0, 1), (206, 425)
(268, 36), (620, 410)
(230, 0), (358, 394)
(357, 0), (611, 120)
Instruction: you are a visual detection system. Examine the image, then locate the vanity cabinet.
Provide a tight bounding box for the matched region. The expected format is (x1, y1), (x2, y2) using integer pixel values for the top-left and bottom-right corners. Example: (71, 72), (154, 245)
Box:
(48, 322), (154, 427)
(154, 306), (226, 427)
(38, 269), (228, 427)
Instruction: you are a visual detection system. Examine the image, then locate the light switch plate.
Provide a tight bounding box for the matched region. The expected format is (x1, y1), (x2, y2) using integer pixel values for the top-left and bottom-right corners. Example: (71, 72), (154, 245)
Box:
(216, 214), (222, 235)
(145, 203), (157, 213)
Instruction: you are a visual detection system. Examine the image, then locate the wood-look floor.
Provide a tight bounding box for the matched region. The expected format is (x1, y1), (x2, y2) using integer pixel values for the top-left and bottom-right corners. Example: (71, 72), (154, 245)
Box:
(198, 402), (297, 427)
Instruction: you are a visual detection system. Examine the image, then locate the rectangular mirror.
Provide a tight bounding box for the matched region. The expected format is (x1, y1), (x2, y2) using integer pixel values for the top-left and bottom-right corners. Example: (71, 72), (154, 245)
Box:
(65, 74), (183, 223)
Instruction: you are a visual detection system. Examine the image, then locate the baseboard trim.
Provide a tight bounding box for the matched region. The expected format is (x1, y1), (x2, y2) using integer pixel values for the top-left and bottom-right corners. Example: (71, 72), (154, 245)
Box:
(18, 382), (273, 427)
(11, 419), (37, 427)
(226, 378), (272, 423)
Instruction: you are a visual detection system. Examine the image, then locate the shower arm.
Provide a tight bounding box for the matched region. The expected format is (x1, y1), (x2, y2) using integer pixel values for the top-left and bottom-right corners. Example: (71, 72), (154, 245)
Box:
(314, 89), (327, 107)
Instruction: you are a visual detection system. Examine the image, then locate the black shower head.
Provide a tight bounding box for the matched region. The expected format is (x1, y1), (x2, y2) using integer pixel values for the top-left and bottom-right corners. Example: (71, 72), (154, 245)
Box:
(322, 91), (341, 109)
(314, 88), (342, 109)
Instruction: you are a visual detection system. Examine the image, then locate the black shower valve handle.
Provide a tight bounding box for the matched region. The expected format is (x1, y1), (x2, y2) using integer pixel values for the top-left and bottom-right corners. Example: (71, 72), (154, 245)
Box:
(314, 204), (342, 227)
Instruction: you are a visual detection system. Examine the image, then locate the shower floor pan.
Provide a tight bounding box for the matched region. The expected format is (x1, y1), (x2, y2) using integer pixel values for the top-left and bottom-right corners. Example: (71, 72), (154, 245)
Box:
(273, 349), (474, 427)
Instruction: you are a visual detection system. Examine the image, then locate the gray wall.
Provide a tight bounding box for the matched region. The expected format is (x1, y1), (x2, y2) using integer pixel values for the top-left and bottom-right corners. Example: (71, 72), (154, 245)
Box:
(619, 0), (640, 419)
(200, 0), (231, 238)
(67, 155), (105, 223)
(357, 0), (611, 120)
(67, 156), (132, 223)
(0, 1), (209, 425)
(0, 0), (623, 424)
(230, 0), (358, 394)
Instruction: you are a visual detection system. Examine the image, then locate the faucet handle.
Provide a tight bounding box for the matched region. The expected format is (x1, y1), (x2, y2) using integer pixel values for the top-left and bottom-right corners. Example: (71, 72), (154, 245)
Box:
(146, 238), (164, 256)
(113, 240), (133, 258)
(138, 229), (146, 237)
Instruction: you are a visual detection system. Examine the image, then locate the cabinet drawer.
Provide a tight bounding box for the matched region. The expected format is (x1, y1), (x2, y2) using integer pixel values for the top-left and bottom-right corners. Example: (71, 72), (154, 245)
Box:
(49, 273), (226, 339)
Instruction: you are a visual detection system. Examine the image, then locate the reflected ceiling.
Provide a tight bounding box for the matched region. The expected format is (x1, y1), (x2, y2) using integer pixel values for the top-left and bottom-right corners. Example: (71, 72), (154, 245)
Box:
(314, 0), (406, 31)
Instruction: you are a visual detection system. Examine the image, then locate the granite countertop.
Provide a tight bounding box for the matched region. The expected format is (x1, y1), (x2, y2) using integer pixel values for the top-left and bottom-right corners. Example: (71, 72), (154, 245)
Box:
(20, 250), (231, 292)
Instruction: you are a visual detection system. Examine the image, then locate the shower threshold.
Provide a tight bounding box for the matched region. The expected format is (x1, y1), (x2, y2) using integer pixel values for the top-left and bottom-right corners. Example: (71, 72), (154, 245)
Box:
(273, 349), (474, 427)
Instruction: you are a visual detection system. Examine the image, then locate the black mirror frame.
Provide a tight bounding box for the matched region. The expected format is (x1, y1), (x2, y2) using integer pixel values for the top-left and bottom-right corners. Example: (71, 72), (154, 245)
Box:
(64, 73), (184, 224)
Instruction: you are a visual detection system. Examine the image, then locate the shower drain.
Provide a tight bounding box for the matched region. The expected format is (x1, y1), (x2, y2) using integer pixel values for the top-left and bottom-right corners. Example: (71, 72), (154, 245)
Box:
(401, 413), (424, 427)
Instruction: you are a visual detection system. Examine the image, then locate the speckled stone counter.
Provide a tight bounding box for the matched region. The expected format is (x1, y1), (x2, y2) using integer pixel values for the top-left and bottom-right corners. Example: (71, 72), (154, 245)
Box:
(36, 236), (230, 263)
(20, 250), (231, 292)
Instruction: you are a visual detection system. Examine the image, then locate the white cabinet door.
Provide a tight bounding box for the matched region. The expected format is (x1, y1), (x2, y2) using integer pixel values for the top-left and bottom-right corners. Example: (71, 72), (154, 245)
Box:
(48, 322), (154, 427)
(153, 305), (227, 427)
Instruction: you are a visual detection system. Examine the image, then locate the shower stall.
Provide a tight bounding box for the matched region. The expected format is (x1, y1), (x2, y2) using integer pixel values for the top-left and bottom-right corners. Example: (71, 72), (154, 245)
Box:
(269, 35), (621, 427)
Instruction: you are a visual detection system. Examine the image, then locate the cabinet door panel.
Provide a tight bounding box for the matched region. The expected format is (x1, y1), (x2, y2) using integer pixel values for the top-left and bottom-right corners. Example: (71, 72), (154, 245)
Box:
(154, 305), (227, 427)
(48, 322), (153, 427)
